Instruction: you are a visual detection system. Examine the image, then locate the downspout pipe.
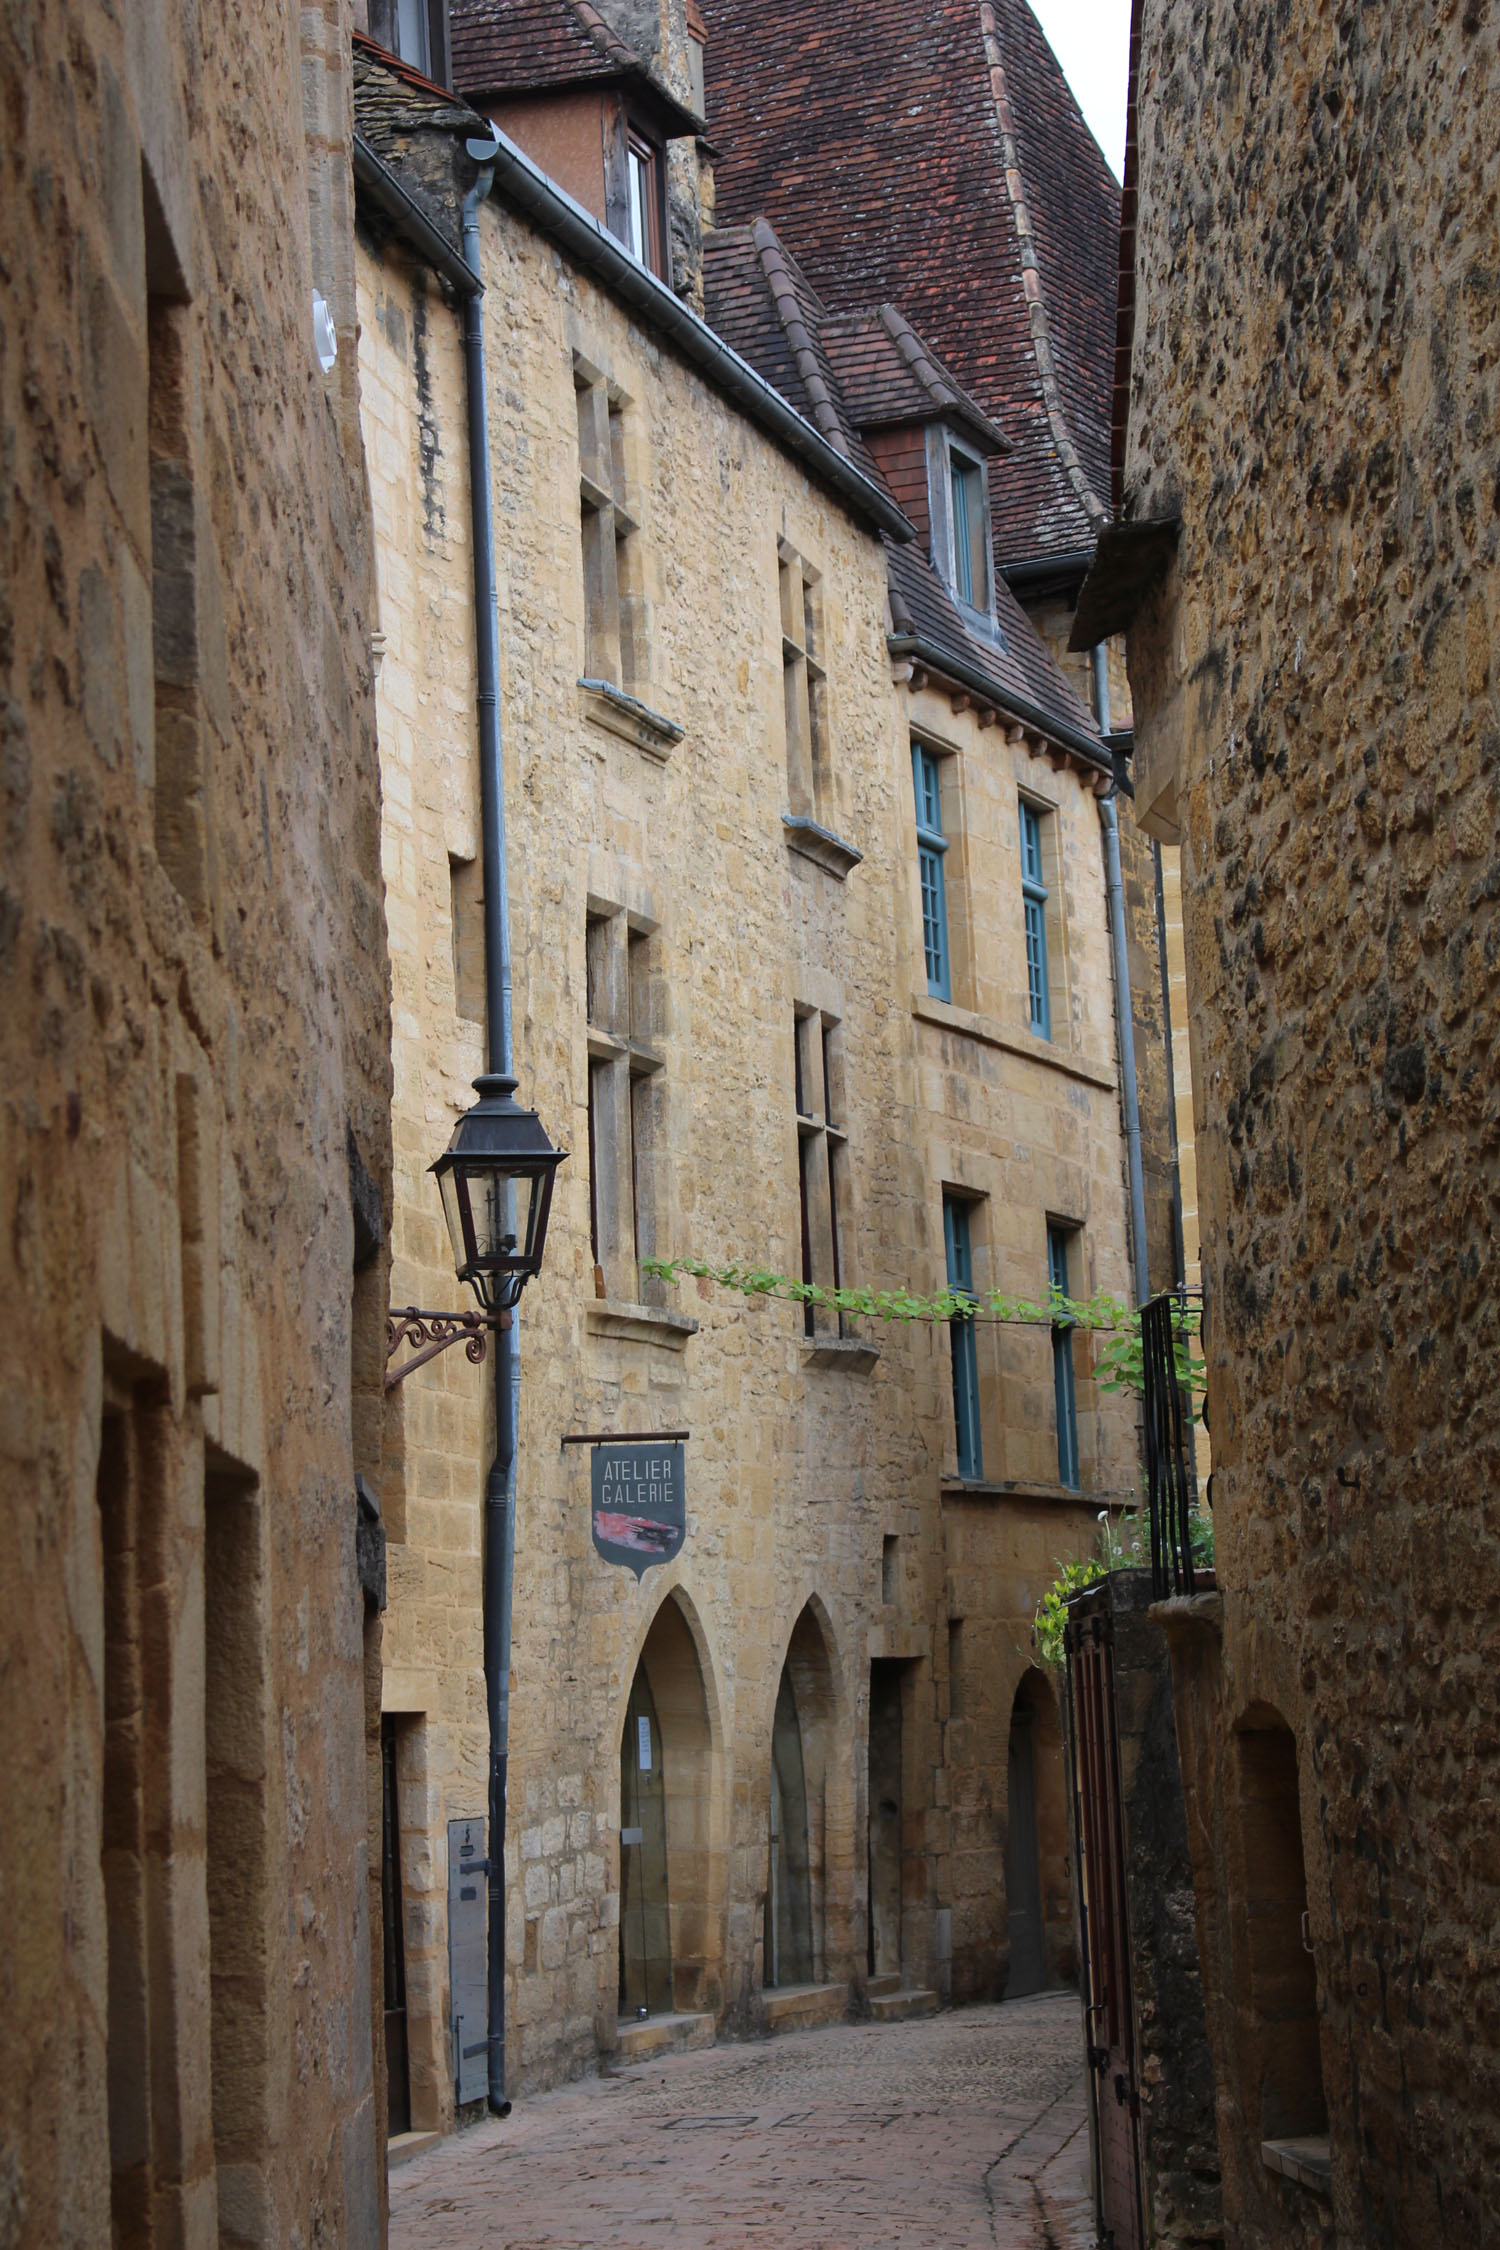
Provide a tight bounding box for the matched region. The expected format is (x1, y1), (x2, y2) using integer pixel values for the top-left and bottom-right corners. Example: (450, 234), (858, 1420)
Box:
(462, 133), (518, 2120)
(1094, 643), (1151, 1308)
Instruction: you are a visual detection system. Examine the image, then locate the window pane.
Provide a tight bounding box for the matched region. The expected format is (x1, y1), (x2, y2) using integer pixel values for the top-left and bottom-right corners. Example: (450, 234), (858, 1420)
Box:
(913, 746), (950, 1000)
(951, 458), (972, 603)
(1025, 897), (1049, 1033)
(1048, 1226), (1077, 1487)
(395, 0), (430, 71)
(920, 845), (949, 998)
(944, 1197), (980, 1479)
(627, 147), (648, 263)
(1020, 802), (1044, 887)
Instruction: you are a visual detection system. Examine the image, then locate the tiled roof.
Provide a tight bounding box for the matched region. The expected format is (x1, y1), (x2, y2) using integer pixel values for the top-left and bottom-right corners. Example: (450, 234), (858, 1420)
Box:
(700, 0), (1120, 569)
(451, 0), (638, 94)
(821, 308), (1006, 454)
(703, 221), (1103, 756)
(449, 0), (701, 132)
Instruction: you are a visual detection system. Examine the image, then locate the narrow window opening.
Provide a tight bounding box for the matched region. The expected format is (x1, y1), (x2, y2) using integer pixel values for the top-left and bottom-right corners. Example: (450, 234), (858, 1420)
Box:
(949, 449), (988, 609)
(98, 1409), (153, 2246)
(881, 1534), (899, 1605)
(913, 744), (951, 1001)
(1021, 801), (1051, 1038)
(205, 1453), (271, 2216)
(450, 854), (485, 1023)
(944, 1194), (982, 1479)
(1048, 1225), (1079, 1488)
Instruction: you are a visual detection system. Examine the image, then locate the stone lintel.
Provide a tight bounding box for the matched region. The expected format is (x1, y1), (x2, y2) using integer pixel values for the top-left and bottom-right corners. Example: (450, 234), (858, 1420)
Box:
(579, 677), (685, 759)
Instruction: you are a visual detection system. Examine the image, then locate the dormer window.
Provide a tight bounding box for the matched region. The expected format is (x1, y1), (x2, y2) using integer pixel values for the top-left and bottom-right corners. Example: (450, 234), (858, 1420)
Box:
(937, 435), (993, 618)
(624, 126), (665, 275)
(950, 448), (987, 608)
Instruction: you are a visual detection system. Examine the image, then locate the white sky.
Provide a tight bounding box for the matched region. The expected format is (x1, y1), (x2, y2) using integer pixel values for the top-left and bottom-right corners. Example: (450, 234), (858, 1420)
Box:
(1027, 0), (1132, 182)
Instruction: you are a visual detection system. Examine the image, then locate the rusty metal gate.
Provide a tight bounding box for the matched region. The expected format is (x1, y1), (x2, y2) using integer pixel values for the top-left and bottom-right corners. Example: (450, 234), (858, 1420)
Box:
(1067, 1608), (1143, 2250)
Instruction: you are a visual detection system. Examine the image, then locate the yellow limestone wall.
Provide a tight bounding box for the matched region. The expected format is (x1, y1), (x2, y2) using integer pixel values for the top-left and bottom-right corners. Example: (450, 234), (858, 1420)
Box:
(360, 191), (1143, 2112)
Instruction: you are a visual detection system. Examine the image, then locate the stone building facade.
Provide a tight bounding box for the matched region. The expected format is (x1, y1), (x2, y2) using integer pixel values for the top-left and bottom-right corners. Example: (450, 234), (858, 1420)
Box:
(354, 0), (1157, 2134)
(1, 3), (392, 2246)
(1110, 3), (1500, 2244)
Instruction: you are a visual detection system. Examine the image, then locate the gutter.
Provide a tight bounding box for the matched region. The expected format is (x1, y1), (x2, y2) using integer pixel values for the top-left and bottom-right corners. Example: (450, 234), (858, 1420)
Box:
(484, 132), (914, 545)
(1093, 643), (1151, 1307)
(353, 132), (481, 297)
(460, 131), (520, 2121)
(887, 631), (1110, 773)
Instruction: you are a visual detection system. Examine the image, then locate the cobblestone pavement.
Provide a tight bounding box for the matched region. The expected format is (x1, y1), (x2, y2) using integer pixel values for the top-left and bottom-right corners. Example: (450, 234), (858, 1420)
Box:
(390, 1992), (1096, 2249)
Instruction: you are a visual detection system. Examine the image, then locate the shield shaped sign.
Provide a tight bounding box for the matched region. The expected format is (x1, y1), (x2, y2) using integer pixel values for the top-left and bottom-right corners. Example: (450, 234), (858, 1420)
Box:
(591, 1442), (686, 1578)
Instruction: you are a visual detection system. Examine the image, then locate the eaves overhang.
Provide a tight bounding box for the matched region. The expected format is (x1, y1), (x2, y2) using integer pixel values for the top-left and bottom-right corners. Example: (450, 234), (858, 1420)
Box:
(484, 133), (915, 544)
(353, 133), (481, 296)
(1068, 516), (1181, 652)
(888, 631), (1111, 775)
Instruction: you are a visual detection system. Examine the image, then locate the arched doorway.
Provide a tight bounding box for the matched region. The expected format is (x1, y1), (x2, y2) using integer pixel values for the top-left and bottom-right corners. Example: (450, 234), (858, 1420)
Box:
(765, 1602), (846, 1990)
(1005, 1667), (1069, 1997)
(766, 1666), (813, 1986)
(618, 1591), (722, 2021)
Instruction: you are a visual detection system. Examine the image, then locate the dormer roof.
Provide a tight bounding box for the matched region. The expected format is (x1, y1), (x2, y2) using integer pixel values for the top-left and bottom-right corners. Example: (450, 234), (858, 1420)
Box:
(450, 0), (702, 138)
(821, 307), (1008, 456)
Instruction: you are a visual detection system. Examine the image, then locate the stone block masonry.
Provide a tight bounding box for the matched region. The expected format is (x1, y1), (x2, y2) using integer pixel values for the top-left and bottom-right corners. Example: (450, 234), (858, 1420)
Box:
(359, 63), (1152, 2129)
(1125, 3), (1500, 2243)
(0, 3), (392, 2243)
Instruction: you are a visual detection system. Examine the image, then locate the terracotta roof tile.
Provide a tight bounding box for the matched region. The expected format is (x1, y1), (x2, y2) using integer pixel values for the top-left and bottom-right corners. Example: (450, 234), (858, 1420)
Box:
(702, 220), (1101, 752)
(821, 308), (1007, 454)
(449, 0), (701, 132)
(700, 0), (1120, 569)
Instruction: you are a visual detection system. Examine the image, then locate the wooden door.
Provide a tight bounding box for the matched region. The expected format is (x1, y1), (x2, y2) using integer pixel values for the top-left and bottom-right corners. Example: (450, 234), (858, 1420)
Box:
(1069, 1612), (1143, 2250)
(620, 1666), (672, 2017)
(1005, 1702), (1045, 1997)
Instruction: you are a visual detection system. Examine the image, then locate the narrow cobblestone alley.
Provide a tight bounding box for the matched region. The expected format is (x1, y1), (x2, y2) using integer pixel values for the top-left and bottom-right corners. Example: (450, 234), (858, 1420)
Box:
(389, 1994), (1093, 2249)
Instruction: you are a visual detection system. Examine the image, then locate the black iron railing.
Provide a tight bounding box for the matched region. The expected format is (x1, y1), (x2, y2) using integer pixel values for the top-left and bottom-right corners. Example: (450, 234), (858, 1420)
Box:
(1142, 1288), (1201, 1598)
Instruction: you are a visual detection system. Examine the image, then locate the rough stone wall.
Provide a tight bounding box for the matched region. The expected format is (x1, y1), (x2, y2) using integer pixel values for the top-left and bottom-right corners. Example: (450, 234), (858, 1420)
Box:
(0, 3), (392, 2244)
(1125, 3), (1500, 2242)
(361, 167), (1147, 2109)
(1071, 1572), (1222, 2249)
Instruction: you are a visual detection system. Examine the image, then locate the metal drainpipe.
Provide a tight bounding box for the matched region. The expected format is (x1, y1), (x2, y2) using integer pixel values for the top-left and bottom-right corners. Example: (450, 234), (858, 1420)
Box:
(462, 134), (518, 2120)
(1094, 642), (1151, 1308)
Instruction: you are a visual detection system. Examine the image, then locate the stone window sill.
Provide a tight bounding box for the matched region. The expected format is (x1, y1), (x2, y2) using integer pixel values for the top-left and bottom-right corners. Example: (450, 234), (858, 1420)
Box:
(579, 677), (684, 760)
(585, 1299), (698, 1349)
(939, 1476), (1090, 1503)
(910, 991), (1116, 1091)
(1261, 2136), (1331, 2199)
(801, 1335), (880, 1373)
(783, 812), (863, 879)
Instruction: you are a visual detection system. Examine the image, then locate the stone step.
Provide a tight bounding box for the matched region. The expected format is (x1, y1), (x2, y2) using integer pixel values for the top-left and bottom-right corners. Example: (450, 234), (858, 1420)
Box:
(866, 1974), (902, 1998)
(386, 2130), (441, 2170)
(761, 1981), (850, 2036)
(868, 1987), (941, 2023)
(615, 2010), (717, 2063)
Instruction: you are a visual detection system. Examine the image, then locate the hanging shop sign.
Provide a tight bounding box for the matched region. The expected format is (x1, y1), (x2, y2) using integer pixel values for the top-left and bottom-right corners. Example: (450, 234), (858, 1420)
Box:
(588, 1440), (686, 1577)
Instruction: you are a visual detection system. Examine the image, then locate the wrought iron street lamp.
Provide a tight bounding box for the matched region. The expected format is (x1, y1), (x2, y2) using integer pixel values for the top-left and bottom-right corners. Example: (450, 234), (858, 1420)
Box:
(432, 1072), (567, 1311)
(386, 1074), (566, 1387)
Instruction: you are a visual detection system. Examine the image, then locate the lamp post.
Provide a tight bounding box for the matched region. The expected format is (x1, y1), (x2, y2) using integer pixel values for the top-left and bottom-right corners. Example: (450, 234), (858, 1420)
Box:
(384, 1068), (564, 2127)
(384, 1074), (566, 1387)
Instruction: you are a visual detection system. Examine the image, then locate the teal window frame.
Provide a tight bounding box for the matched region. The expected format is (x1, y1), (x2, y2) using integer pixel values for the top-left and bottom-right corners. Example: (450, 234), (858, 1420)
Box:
(913, 743), (951, 1001)
(1020, 800), (1050, 1038)
(944, 1194), (982, 1480)
(1048, 1223), (1079, 1489)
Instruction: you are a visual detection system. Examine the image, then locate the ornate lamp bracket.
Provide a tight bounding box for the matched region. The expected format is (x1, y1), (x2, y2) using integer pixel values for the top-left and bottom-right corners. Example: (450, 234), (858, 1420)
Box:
(385, 1305), (510, 1390)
